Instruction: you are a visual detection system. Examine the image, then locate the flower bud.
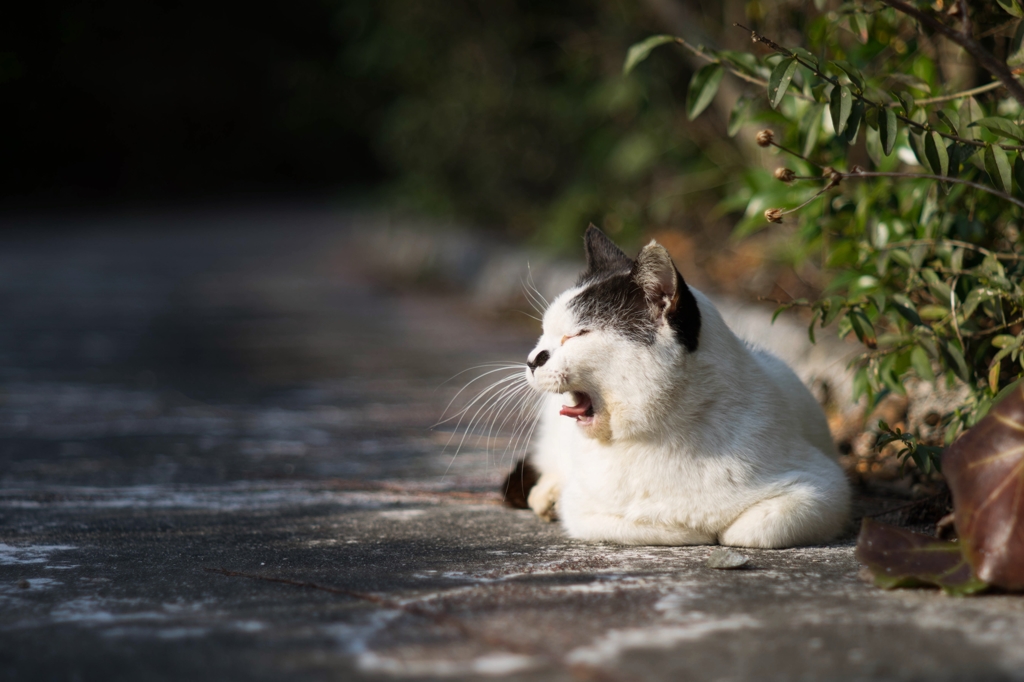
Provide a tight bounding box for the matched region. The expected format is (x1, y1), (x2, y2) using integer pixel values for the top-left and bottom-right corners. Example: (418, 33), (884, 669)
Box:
(756, 130), (774, 147)
(774, 167), (796, 183)
(764, 208), (784, 223)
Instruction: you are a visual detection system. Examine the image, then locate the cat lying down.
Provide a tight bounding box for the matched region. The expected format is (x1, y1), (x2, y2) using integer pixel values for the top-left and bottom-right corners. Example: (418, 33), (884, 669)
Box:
(519, 225), (850, 548)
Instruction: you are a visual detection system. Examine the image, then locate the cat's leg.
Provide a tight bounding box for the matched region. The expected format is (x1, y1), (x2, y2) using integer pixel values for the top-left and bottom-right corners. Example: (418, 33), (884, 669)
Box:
(718, 473), (849, 548)
(527, 473), (561, 521)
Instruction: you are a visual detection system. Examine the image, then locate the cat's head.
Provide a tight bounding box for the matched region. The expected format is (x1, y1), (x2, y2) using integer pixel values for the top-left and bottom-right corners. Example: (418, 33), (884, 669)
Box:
(526, 225), (702, 442)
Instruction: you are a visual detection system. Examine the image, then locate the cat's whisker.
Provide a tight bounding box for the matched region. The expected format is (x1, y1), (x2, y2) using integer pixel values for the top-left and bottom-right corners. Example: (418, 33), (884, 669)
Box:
(508, 397), (544, 467)
(440, 373), (530, 471)
(501, 393), (540, 467)
(435, 362), (528, 393)
(521, 271), (549, 318)
(439, 379), (527, 463)
(442, 383), (524, 478)
(434, 366), (526, 428)
(513, 309), (542, 323)
(525, 262), (550, 308)
(485, 382), (533, 466)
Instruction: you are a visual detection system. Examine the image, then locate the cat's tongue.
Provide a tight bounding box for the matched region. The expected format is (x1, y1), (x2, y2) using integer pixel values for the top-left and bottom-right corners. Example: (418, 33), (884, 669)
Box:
(560, 393), (593, 420)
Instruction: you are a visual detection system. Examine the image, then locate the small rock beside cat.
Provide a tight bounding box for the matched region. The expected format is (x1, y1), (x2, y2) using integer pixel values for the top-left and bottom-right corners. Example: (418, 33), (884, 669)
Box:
(518, 225), (850, 548)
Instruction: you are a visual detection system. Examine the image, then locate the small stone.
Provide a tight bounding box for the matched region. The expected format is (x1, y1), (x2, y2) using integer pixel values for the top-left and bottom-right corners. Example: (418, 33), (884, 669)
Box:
(17, 579), (30, 589)
(707, 547), (749, 569)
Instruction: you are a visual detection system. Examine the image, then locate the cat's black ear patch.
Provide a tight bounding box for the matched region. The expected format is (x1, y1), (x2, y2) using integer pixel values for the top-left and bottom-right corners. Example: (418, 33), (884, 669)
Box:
(582, 224), (632, 278)
(634, 242), (701, 352)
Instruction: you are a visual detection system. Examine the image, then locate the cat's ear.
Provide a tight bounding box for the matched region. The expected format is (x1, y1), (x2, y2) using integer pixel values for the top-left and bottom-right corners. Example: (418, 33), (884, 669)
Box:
(583, 224), (631, 275)
(633, 241), (681, 317)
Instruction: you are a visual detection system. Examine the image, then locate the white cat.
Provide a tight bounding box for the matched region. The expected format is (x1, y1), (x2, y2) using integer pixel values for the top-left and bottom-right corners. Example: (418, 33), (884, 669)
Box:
(523, 226), (850, 548)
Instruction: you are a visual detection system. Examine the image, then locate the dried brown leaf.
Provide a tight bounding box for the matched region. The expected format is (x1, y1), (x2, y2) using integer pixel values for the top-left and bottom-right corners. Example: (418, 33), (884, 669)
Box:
(943, 383), (1024, 590)
(855, 518), (987, 595)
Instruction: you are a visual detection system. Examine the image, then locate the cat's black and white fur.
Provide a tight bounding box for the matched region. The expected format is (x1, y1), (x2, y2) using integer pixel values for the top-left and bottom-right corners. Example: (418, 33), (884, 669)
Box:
(522, 225), (850, 548)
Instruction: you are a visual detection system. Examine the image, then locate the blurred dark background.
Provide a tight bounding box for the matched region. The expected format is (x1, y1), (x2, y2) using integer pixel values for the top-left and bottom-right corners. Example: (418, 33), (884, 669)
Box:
(2, 0), (759, 251)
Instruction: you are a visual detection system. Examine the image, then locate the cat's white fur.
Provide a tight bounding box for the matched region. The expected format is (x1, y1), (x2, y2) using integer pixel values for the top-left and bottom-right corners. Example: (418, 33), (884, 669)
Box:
(525, 238), (850, 548)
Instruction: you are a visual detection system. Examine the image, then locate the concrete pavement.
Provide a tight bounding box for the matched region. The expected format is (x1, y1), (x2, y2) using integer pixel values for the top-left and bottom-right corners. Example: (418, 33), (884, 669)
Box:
(2, 207), (1024, 682)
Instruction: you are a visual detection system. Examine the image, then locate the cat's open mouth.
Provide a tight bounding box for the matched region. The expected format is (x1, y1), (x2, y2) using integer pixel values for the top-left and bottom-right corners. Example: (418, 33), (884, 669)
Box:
(559, 391), (595, 424)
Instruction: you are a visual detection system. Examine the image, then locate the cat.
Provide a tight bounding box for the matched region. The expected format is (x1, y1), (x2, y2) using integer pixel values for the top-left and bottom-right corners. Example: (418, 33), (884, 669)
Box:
(519, 225), (850, 548)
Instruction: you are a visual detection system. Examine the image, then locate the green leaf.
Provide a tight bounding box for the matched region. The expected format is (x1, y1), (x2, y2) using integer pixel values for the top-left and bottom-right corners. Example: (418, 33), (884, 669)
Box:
(842, 100), (865, 144)
(938, 338), (971, 382)
(830, 59), (865, 91)
(1010, 20), (1024, 67)
(992, 334), (1020, 349)
(958, 97), (984, 140)
(891, 301), (924, 327)
(768, 57), (798, 110)
(969, 117), (1024, 143)
(801, 104), (824, 158)
(1014, 154), (1024, 196)
(936, 110), (960, 136)
(855, 519), (988, 596)
(687, 63), (724, 120)
(728, 94), (755, 138)
(911, 346), (935, 382)
(821, 296), (846, 327)
(879, 107), (897, 155)
(984, 144), (1013, 193)
(807, 309), (820, 344)
(997, 0), (1024, 18)
(716, 50), (760, 76)
(908, 131), (929, 171)
(989, 347), (1014, 392)
(848, 309), (877, 349)
(830, 84), (853, 135)
(850, 13), (870, 44)
(925, 131), (949, 176)
(623, 35), (677, 75)
(895, 91), (914, 117)
(963, 288), (993, 318)
(790, 47), (819, 70)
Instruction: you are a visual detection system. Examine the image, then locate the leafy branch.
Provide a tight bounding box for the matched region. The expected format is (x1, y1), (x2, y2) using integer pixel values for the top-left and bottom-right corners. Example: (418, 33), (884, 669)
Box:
(736, 23), (1024, 153)
(878, 0), (1024, 108)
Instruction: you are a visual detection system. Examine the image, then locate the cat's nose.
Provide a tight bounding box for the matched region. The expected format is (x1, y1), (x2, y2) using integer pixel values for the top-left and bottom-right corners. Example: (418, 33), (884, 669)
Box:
(527, 350), (550, 372)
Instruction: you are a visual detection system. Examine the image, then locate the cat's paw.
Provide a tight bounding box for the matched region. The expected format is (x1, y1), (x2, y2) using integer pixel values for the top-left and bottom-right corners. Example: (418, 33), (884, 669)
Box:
(527, 474), (560, 522)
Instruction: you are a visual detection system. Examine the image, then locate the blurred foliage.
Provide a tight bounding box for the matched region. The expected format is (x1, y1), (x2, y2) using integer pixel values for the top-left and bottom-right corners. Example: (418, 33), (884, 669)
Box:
(627, 0), (1024, 468)
(343, 0), (725, 250)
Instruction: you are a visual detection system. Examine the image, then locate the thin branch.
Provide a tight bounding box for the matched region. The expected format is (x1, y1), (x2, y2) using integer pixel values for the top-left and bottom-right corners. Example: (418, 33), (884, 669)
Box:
(767, 139), (824, 168)
(957, 0), (971, 42)
(844, 170), (1024, 212)
(878, 238), (1024, 262)
(879, 0), (1024, 108)
(671, 36), (814, 101)
(911, 80), (1003, 106)
(950, 276), (965, 350)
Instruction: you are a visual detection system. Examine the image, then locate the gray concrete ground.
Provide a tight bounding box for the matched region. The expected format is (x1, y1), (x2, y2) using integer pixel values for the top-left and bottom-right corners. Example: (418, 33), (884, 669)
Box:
(2, 207), (1024, 682)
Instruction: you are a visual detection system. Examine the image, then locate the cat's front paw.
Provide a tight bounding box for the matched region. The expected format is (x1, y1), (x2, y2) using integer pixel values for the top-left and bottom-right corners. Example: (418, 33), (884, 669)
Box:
(527, 474), (560, 522)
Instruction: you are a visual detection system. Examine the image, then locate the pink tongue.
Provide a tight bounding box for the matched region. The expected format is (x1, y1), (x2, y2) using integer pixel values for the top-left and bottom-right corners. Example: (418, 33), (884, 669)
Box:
(559, 394), (592, 418)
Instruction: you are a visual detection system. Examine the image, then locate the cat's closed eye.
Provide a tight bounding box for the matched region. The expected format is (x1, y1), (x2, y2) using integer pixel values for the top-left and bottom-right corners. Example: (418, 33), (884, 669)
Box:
(560, 330), (590, 345)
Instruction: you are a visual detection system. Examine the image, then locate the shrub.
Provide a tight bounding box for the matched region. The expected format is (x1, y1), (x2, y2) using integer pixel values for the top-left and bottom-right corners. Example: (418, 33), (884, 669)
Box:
(626, 1), (1024, 472)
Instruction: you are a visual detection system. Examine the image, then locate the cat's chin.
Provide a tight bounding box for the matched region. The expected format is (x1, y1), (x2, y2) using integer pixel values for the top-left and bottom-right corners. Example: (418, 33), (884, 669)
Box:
(559, 391), (596, 426)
